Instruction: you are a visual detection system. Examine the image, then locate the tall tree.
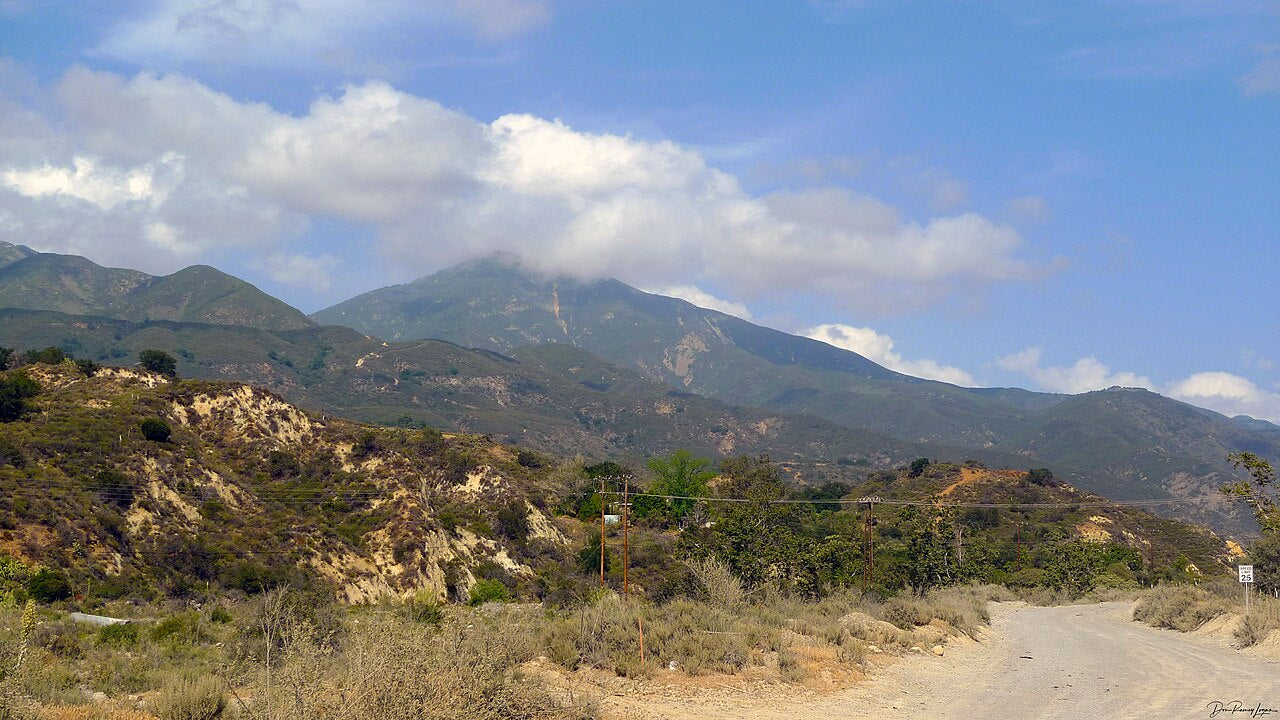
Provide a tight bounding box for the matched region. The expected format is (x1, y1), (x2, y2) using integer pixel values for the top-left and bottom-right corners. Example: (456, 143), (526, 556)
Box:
(1225, 453), (1279, 534)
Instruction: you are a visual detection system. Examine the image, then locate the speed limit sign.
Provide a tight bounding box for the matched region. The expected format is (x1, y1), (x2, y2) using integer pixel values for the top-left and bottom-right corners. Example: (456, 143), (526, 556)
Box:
(1239, 564), (1254, 583)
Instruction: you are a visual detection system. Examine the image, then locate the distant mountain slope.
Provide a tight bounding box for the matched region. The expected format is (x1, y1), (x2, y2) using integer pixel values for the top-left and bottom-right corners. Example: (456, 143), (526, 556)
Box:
(312, 256), (1279, 536)
(0, 241), (37, 268)
(314, 256), (1033, 448)
(0, 308), (961, 479)
(0, 243), (315, 330)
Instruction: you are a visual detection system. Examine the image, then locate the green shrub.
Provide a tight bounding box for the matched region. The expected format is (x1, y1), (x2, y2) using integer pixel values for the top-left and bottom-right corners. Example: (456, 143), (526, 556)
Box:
(140, 417), (172, 442)
(208, 606), (233, 624)
(139, 349), (178, 378)
(26, 568), (71, 604)
(74, 358), (100, 377)
(405, 592), (445, 625)
(96, 623), (139, 648)
(468, 579), (512, 606)
(0, 371), (40, 422)
(151, 676), (227, 720)
(151, 612), (208, 645)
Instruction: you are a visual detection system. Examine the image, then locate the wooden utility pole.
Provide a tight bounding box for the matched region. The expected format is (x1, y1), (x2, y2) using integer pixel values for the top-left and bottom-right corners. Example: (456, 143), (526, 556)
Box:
(857, 496), (879, 591)
(1015, 523), (1022, 567)
(622, 475), (630, 595)
(599, 476), (607, 587)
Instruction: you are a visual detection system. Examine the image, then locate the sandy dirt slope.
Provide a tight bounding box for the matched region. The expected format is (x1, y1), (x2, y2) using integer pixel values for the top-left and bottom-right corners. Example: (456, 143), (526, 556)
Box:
(604, 602), (1280, 720)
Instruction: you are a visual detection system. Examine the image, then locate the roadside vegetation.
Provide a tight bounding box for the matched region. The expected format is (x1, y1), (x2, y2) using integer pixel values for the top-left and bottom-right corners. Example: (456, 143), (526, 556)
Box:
(0, 576), (1010, 719)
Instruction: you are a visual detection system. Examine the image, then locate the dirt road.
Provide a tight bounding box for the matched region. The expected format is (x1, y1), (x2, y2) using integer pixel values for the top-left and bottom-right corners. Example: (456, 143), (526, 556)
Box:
(606, 602), (1280, 720)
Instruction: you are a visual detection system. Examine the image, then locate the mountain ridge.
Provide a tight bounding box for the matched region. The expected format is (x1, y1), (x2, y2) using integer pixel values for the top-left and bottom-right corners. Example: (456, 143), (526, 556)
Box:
(0, 242), (315, 331)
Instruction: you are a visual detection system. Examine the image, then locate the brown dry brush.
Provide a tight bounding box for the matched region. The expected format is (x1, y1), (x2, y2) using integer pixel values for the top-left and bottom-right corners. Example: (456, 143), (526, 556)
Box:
(240, 608), (593, 720)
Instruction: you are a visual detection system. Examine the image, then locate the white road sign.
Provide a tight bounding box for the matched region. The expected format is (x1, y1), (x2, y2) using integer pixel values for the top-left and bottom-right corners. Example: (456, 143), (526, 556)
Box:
(1239, 564), (1254, 583)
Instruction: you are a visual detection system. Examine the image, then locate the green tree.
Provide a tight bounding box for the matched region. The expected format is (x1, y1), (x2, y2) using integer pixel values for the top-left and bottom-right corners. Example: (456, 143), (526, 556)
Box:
(1224, 453), (1279, 534)
(908, 457), (930, 478)
(22, 346), (65, 365)
(903, 503), (955, 592)
(1245, 533), (1280, 593)
(0, 347), (13, 370)
(27, 568), (71, 604)
(637, 449), (715, 524)
(140, 417), (172, 442)
(138, 349), (178, 378)
(0, 370), (40, 422)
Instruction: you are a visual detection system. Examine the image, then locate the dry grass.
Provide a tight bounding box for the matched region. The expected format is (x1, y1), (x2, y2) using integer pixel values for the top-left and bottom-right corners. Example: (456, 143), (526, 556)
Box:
(542, 584), (1003, 681)
(1133, 585), (1232, 632)
(244, 606), (594, 720)
(1132, 580), (1280, 649)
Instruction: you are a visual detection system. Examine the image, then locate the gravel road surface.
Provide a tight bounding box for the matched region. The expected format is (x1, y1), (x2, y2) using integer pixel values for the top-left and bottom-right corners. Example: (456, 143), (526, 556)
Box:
(606, 601), (1280, 720)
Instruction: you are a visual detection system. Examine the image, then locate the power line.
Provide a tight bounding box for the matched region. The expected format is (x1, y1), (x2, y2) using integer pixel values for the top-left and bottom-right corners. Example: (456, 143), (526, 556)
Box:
(600, 490), (1248, 509)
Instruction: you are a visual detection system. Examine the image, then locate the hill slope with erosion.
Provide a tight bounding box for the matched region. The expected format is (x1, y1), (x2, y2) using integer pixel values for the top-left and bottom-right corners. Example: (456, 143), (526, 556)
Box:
(0, 363), (579, 604)
(0, 242), (314, 331)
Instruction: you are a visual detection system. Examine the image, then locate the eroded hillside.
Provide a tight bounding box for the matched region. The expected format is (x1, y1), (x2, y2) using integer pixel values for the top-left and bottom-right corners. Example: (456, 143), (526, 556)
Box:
(0, 363), (575, 603)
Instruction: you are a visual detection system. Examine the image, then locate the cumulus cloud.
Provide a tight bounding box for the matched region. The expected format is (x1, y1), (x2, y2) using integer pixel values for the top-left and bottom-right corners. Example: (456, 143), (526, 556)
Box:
(97, 0), (552, 69)
(998, 347), (1280, 422)
(646, 285), (753, 320)
(0, 68), (1048, 301)
(805, 323), (976, 386)
(997, 347), (1153, 394)
(1166, 372), (1280, 422)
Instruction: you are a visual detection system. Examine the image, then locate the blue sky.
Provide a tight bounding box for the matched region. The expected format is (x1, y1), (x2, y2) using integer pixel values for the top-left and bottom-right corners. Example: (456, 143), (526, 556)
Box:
(0, 0), (1277, 419)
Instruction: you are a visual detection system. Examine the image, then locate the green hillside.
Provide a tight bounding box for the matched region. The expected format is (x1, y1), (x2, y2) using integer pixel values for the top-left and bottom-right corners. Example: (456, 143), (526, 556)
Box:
(0, 243), (315, 331)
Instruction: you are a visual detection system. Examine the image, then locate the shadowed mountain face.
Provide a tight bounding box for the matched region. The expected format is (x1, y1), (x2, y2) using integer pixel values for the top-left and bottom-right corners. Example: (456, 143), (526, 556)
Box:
(0, 242), (315, 331)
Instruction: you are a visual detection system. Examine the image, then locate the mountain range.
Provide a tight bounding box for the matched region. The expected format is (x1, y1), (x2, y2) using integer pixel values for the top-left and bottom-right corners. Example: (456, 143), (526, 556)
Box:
(0, 242), (1273, 535)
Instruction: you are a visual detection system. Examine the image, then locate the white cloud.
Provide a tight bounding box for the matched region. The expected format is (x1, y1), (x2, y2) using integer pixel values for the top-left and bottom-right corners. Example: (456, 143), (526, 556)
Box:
(97, 0), (552, 69)
(997, 348), (1280, 422)
(997, 347), (1153, 394)
(0, 69), (1050, 303)
(805, 323), (976, 386)
(1166, 372), (1280, 422)
(646, 285), (753, 320)
(256, 251), (339, 291)
(2, 154), (174, 210)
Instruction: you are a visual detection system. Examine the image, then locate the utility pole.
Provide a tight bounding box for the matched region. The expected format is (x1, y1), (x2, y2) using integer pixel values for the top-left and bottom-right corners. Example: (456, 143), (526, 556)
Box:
(599, 476), (606, 588)
(857, 496), (880, 591)
(1014, 523), (1022, 567)
(622, 475), (631, 595)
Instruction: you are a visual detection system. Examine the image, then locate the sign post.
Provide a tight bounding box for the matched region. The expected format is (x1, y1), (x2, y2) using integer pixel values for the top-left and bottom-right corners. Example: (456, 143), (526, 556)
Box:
(1239, 564), (1254, 613)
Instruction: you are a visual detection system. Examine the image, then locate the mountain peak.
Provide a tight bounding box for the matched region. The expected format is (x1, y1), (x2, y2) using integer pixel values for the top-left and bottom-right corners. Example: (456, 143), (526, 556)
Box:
(0, 250), (314, 331)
